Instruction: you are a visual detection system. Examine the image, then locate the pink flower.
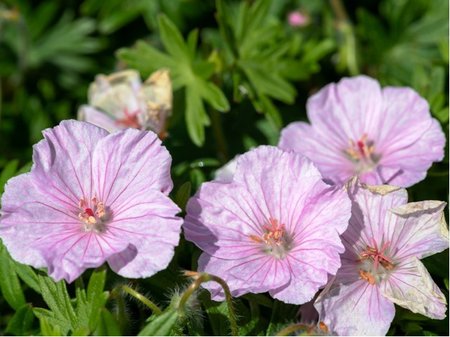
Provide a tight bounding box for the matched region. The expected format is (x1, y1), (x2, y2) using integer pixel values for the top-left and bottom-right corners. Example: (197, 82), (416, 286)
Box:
(314, 183), (448, 335)
(78, 69), (172, 138)
(0, 120), (182, 282)
(183, 146), (351, 304)
(288, 11), (309, 27)
(279, 76), (446, 187)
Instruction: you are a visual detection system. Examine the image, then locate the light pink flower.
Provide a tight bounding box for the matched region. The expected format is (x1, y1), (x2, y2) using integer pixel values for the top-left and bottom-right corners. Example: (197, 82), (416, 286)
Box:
(279, 76), (446, 187)
(288, 11), (309, 27)
(315, 183), (448, 335)
(78, 69), (172, 137)
(0, 120), (182, 282)
(184, 146), (351, 304)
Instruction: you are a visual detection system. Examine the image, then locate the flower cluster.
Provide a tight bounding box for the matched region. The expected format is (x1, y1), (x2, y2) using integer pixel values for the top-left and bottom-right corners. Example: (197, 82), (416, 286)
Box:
(0, 74), (447, 336)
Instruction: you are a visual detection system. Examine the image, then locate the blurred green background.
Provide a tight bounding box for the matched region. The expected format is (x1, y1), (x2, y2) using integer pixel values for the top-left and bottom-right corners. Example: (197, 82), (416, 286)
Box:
(0, 0), (448, 335)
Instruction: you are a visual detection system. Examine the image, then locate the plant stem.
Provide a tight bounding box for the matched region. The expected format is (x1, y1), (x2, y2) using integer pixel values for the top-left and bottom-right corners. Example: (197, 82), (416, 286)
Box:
(121, 285), (162, 315)
(181, 271), (238, 335)
(330, 0), (359, 75)
(210, 109), (229, 164)
(275, 323), (310, 336)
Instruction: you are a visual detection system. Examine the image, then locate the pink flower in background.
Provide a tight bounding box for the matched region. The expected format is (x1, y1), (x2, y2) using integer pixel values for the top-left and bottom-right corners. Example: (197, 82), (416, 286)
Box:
(315, 183), (448, 335)
(78, 69), (172, 138)
(183, 146), (351, 304)
(288, 10), (309, 27)
(0, 120), (182, 282)
(279, 76), (446, 187)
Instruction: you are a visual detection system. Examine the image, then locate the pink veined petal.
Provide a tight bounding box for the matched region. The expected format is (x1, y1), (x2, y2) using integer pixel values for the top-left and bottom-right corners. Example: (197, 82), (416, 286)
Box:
(307, 75), (384, 144)
(32, 120), (108, 204)
(278, 122), (354, 184)
(379, 118), (446, 187)
(0, 174), (80, 268)
(380, 257), (447, 319)
(388, 201), (448, 260)
(351, 184), (408, 246)
(78, 105), (121, 133)
(197, 253), (291, 300)
(315, 280), (396, 336)
(106, 190), (182, 278)
(40, 229), (129, 283)
(92, 128), (173, 207)
(184, 182), (269, 259)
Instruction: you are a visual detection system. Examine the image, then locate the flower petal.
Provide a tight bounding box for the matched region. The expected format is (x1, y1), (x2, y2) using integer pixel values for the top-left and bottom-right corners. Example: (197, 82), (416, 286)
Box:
(106, 191), (182, 278)
(78, 105), (120, 133)
(315, 280), (395, 335)
(381, 257), (447, 319)
(197, 252), (291, 300)
(92, 128), (173, 209)
(307, 75), (384, 144)
(278, 122), (353, 184)
(389, 200), (448, 260)
(33, 120), (108, 202)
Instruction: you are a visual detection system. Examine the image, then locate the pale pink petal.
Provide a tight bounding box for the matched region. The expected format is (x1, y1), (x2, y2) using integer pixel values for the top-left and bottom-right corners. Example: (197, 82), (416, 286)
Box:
(198, 253), (291, 300)
(307, 75), (384, 144)
(351, 184), (408, 245)
(380, 257), (447, 319)
(78, 105), (120, 133)
(389, 201), (448, 260)
(33, 120), (108, 202)
(92, 128), (173, 208)
(278, 122), (353, 184)
(315, 280), (395, 335)
(106, 191), (182, 278)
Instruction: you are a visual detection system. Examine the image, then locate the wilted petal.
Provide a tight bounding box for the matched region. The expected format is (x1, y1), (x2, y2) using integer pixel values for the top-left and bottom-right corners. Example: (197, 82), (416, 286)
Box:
(77, 106), (120, 133)
(381, 257), (447, 319)
(389, 201), (448, 260)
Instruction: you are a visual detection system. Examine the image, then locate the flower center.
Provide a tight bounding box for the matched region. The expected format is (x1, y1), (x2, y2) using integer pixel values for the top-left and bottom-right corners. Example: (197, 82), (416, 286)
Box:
(344, 133), (380, 173)
(249, 218), (293, 259)
(358, 239), (395, 284)
(115, 108), (141, 128)
(78, 197), (109, 233)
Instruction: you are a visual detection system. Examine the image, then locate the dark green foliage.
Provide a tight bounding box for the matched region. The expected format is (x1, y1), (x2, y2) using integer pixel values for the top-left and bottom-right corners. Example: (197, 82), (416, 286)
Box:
(0, 0), (448, 335)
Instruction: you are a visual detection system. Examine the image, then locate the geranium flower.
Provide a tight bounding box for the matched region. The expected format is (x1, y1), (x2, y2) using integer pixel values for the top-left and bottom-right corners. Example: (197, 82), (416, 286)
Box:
(0, 120), (182, 282)
(183, 146), (351, 304)
(78, 69), (172, 137)
(314, 183), (448, 335)
(279, 75), (445, 187)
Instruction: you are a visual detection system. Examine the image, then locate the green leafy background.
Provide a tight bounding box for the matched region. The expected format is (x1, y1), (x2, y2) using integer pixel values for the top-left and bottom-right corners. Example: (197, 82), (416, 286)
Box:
(0, 0), (448, 335)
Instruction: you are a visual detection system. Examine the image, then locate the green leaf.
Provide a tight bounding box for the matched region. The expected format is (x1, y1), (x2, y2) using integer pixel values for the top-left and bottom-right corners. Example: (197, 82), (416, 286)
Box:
(198, 80), (230, 112)
(14, 262), (41, 294)
(38, 274), (78, 332)
(86, 268), (109, 329)
(158, 14), (190, 62)
(117, 41), (176, 78)
(94, 309), (122, 336)
(175, 182), (192, 211)
(0, 241), (27, 310)
(5, 303), (35, 335)
(38, 314), (64, 336)
(185, 86), (210, 146)
(0, 159), (19, 195)
(187, 29), (199, 59)
(138, 308), (179, 336)
(200, 293), (230, 336)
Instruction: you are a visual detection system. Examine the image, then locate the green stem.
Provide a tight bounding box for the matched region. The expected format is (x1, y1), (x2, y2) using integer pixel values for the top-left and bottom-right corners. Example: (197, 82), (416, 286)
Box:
(330, 0), (359, 75)
(275, 323), (310, 336)
(182, 272), (238, 335)
(210, 109), (229, 164)
(121, 285), (162, 315)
